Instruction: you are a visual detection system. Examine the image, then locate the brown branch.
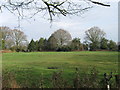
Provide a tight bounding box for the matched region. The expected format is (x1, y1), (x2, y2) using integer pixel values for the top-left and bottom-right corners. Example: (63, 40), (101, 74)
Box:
(43, 1), (53, 21)
(4, 0), (110, 22)
(88, 0), (110, 7)
(8, 0), (34, 7)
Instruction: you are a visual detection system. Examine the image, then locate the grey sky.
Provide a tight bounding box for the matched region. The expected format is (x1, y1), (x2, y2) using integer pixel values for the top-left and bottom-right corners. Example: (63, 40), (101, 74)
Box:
(0, 0), (118, 42)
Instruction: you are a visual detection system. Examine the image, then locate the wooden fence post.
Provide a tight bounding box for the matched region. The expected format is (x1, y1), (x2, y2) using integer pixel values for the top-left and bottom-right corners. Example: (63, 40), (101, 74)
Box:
(104, 72), (112, 90)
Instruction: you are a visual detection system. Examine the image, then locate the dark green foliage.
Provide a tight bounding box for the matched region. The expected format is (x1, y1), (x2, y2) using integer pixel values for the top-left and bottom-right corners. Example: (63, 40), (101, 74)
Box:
(100, 38), (108, 50)
(89, 41), (100, 51)
(35, 40), (39, 51)
(38, 38), (45, 51)
(87, 39), (118, 51)
(83, 44), (89, 50)
(27, 39), (36, 52)
(56, 46), (71, 51)
(108, 40), (117, 51)
(83, 41), (89, 50)
(2, 40), (5, 50)
(71, 38), (83, 51)
(43, 39), (48, 51)
(47, 36), (58, 51)
(15, 47), (21, 52)
(27, 38), (50, 52)
(27, 37), (118, 52)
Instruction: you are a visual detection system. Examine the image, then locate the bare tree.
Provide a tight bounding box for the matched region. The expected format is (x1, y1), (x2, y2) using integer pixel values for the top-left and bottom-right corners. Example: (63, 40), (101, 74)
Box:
(50, 29), (72, 47)
(0, 0), (110, 21)
(0, 26), (28, 51)
(0, 26), (11, 41)
(85, 27), (106, 43)
(0, 26), (13, 49)
(10, 29), (27, 47)
(85, 26), (106, 50)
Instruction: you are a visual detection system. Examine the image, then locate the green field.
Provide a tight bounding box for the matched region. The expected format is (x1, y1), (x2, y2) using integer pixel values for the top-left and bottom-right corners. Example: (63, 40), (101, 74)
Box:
(2, 51), (119, 88)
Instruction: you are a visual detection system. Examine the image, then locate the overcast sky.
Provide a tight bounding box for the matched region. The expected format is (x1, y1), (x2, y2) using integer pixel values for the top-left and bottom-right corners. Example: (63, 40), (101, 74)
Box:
(0, 0), (119, 42)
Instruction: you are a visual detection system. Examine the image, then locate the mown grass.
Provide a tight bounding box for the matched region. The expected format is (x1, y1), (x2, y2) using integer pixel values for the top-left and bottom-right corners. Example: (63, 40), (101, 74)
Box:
(2, 51), (119, 88)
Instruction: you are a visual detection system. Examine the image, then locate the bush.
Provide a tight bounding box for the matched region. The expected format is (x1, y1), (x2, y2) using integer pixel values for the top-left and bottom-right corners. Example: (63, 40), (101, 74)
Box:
(56, 46), (71, 51)
(3, 68), (118, 88)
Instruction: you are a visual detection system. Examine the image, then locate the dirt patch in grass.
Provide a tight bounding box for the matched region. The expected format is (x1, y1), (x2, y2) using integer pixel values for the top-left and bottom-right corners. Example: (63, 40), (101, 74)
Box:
(47, 67), (59, 69)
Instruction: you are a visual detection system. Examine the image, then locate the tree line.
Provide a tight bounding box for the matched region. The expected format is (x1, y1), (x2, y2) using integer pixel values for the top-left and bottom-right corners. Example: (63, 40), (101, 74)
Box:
(0, 26), (119, 52)
(0, 26), (28, 52)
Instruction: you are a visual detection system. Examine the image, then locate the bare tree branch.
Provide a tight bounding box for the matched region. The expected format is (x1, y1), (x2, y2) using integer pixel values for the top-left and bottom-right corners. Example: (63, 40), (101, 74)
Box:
(0, 0), (110, 22)
(88, 0), (110, 7)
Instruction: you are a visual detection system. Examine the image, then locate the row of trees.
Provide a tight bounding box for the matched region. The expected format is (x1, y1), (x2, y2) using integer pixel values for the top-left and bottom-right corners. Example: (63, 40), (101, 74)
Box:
(27, 28), (118, 52)
(27, 38), (118, 52)
(0, 26), (118, 52)
(84, 27), (118, 51)
(0, 26), (28, 51)
(28, 37), (83, 52)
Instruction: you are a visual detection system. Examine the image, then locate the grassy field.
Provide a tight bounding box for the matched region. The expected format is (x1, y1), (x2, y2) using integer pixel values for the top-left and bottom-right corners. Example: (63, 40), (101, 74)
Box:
(2, 51), (119, 88)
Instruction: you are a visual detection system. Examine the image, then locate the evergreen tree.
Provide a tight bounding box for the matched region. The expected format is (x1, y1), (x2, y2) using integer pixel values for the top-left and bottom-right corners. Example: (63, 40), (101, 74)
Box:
(48, 36), (58, 51)
(43, 39), (48, 51)
(35, 40), (39, 51)
(38, 38), (45, 51)
(28, 39), (36, 52)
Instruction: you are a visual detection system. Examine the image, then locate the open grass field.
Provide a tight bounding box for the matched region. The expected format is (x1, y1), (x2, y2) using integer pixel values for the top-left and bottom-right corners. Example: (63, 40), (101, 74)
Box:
(2, 51), (119, 88)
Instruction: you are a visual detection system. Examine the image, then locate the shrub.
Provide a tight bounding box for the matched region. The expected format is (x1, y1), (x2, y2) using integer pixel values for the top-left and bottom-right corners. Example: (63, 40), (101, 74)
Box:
(56, 46), (71, 52)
